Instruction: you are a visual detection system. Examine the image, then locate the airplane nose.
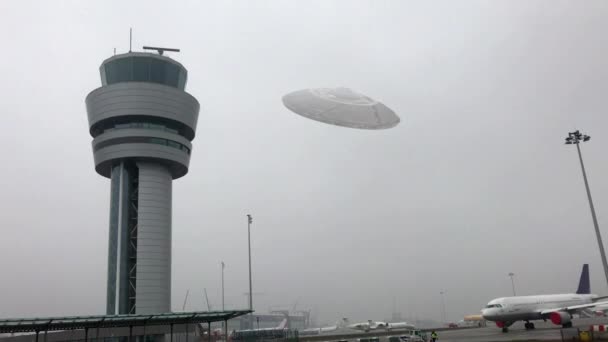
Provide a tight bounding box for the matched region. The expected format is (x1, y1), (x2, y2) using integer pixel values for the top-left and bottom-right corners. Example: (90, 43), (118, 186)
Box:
(481, 309), (495, 320)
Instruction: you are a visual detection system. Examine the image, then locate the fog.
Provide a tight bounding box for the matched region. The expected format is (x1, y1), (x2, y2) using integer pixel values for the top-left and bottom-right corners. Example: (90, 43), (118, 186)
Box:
(1, 0), (608, 326)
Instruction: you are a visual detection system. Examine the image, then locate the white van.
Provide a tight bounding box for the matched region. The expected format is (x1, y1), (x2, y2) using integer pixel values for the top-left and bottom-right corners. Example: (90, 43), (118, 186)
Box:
(399, 330), (424, 342)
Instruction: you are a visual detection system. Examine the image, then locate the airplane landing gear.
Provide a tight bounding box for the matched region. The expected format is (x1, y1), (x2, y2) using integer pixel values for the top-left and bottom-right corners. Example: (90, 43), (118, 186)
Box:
(562, 322), (573, 328)
(502, 327), (508, 333)
(524, 322), (535, 330)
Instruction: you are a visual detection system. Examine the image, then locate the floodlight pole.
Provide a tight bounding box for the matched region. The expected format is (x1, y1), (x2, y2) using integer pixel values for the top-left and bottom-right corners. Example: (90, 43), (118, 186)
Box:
(508, 273), (516, 296)
(565, 130), (608, 288)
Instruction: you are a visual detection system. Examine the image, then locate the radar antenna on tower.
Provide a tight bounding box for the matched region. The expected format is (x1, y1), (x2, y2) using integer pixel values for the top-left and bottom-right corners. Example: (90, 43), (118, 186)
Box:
(143, 46), (181, 55)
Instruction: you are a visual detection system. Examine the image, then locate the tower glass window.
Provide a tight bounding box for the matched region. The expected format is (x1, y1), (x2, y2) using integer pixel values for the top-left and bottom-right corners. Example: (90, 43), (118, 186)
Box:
(103, 56), (187, 89)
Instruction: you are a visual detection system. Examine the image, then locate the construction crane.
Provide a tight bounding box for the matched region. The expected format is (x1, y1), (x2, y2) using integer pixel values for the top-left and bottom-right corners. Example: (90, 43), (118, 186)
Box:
(204, 288), (212, 311)
(182, 289), (190, 311)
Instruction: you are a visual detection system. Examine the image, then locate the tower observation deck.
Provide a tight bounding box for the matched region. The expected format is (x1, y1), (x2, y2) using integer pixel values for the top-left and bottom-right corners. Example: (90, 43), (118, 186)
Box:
(85, 51), (199, 315)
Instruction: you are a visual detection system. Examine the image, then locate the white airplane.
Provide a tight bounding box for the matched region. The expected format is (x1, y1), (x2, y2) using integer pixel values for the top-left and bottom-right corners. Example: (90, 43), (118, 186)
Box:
(301, 318), (350, 335)
(231, 318), (288, 338)
(481, 264), (608, 333)
(348, 320), (414, 332)
(386, 322), (416, 330)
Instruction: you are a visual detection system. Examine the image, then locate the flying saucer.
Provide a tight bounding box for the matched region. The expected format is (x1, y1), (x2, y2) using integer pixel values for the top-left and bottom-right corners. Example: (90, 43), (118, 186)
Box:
(282, 87), (400, 129)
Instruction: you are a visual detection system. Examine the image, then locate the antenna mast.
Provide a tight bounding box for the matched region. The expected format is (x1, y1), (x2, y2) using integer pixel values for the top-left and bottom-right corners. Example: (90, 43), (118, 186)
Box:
(129, 28), (132, 52)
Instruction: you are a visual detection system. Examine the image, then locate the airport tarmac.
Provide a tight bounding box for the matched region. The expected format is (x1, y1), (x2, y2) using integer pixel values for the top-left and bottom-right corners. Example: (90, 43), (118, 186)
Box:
(433, 318), (608, 341)
(431, 323), (561, 342)
(307, 318), (608, 342)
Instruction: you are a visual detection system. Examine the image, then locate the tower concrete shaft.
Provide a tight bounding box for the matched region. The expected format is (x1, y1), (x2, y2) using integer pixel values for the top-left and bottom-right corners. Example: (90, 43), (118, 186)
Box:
(85, 52), (199, 315)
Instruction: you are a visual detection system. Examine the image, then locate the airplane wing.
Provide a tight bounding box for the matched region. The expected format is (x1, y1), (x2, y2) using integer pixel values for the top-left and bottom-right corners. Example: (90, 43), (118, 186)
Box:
(540, 301), (608, 315)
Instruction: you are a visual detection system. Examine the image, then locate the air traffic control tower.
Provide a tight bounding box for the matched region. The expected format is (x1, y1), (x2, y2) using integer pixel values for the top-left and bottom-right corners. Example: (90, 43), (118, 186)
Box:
(85, 48), (199, 315)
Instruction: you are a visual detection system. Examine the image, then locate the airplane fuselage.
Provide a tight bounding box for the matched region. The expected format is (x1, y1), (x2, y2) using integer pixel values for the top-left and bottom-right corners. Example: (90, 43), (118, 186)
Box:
(482, 293), (596, 323)
(348, 321), (412, 332)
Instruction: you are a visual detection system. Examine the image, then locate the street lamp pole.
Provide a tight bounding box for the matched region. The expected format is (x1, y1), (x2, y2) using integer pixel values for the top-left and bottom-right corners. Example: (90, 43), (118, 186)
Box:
(221, 261), (225, 311)
(508, 273), (516, 296)
(221, 261), (227, 340)
(565, 130), (608, 288)
(247, 214), (253, 328)
(439, 291), (446, 324)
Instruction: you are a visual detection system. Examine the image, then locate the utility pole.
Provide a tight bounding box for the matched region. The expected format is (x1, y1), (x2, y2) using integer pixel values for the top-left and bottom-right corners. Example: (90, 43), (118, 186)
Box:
(565, 130), (608, 288)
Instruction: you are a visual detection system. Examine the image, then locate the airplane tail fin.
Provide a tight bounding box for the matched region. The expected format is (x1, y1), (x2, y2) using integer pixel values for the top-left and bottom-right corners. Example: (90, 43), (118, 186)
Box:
(576, 264), (591, 294)
(277, 319), (288, 329)
(337, 318), (349, 328)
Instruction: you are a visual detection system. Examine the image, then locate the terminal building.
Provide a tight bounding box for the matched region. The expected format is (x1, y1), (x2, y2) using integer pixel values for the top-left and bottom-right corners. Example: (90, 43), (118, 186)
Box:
(85, 49), (200, 315)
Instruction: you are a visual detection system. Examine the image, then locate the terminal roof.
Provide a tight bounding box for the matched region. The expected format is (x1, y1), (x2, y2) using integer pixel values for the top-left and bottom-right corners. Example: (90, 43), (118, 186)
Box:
(0, 310), (251, 333)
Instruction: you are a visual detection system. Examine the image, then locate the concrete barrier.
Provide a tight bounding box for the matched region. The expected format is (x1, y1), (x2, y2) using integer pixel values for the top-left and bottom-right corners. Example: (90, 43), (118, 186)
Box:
(590, 325), (608, 340)
(298, 327), (475, 342)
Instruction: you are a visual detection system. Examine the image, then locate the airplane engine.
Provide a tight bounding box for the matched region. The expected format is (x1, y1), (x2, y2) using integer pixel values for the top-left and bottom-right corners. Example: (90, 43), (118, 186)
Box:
(495, 322), (505, 328)
(549, 312), (571, 325)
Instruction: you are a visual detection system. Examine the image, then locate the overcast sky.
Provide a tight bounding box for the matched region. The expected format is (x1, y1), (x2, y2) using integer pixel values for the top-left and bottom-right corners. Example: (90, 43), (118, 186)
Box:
(1, 0), (608, 326)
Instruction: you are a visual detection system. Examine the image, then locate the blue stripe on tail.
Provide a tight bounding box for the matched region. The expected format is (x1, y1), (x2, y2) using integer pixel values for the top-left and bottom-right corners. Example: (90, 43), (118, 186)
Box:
(576, 264), (590, 294)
